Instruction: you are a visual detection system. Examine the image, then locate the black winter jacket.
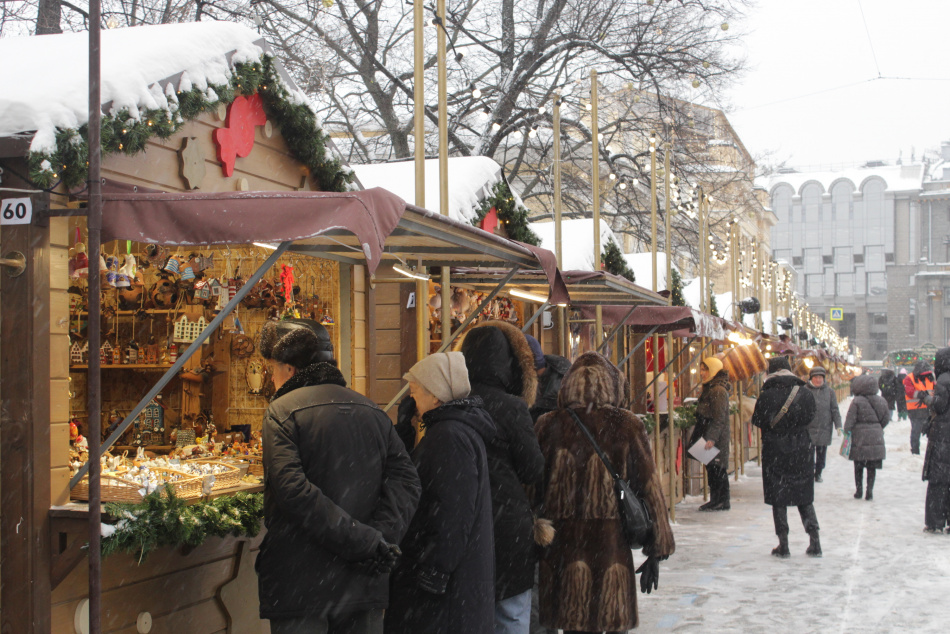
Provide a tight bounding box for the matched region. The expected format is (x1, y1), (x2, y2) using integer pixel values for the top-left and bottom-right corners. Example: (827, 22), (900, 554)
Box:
(751, 370), (817, 507)
(844, 375), (890, 462)
(258, 363), (421, 621)
(461, 324), (545, 601)
(693, 370), (731, 468)
(386, 398), (496, 634)
(922, 348), (950, 484)
(530, 354), (573, 423)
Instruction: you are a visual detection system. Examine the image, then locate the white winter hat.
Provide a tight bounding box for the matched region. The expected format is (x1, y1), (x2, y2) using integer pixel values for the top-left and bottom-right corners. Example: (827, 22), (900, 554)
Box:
(404, 351), (471, 404)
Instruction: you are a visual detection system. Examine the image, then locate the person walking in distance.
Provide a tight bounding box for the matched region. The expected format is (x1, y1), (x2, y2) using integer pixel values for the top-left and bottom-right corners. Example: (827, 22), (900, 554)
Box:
(878, 368), (906, 422)
(751, 356), (819, 558)
(904, 361), (935, 455)
(919, 347), (950, 533)
(256, 319), (421, 634)
(844, 374), (890, 501)
(805, 366), (842, 483)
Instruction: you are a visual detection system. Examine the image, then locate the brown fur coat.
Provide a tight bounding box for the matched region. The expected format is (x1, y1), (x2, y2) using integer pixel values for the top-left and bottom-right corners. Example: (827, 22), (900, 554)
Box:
(535, 353), (675, 632)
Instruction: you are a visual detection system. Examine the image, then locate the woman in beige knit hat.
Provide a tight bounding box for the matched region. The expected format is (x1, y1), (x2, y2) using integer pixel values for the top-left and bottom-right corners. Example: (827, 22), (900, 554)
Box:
(386, 352), (498, 634)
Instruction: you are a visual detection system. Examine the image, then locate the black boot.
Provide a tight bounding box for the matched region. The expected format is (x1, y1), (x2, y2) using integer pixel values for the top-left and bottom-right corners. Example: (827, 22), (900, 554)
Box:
(772, 534), (790, 558)
(865, 468), (875, 501)
(854, 464), (863, 499)
(805, 530), (822, 557)
(814, 470), (823, 483)
(714, 479), (731, 511)
(699, 466), (720, 511)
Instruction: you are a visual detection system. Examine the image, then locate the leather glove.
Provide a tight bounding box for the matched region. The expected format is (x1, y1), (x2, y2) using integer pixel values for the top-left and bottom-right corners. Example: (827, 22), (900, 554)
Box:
(359, 539), (402, 576)
(636, 555), (660, 594)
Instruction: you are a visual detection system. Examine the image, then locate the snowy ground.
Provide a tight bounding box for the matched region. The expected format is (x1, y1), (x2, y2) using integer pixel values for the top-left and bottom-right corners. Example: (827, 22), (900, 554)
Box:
(636, 397), (950, 633)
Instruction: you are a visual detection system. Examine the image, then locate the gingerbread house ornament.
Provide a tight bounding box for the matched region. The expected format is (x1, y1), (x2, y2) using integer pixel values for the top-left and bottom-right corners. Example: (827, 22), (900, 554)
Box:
(70, 340), (85, 365)
(100, 341), (113, 364)
(173, 314), (209, 343)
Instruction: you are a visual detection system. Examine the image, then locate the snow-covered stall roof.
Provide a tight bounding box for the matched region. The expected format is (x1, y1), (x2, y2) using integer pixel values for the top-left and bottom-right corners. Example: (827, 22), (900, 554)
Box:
(622, 252), (672, 292)
(350, 157), (514, 225)
(0, 21), (282, 152)
(528, 218), (620, 272)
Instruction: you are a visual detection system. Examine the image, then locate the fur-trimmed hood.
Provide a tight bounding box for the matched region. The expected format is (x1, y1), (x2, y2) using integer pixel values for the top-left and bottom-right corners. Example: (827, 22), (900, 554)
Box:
(557, 351), (627, 409)
(456, 321), (538, 406)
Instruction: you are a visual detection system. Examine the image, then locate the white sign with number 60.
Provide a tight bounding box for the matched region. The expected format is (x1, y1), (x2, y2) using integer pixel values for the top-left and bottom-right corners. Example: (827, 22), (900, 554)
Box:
(1, 197), (33, 225)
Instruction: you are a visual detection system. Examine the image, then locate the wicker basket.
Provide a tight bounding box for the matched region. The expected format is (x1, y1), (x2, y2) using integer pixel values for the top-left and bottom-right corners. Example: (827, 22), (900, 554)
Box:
(242, 455), (264, 477)
(71, 468), (202, 503)
(179, 459), (242, 490)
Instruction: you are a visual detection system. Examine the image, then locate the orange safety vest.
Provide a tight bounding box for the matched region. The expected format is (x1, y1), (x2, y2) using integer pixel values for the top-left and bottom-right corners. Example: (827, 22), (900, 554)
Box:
(906, 374), (935, 410)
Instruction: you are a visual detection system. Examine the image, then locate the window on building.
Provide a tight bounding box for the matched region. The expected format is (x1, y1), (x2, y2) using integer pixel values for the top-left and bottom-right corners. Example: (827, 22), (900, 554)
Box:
(863, 179), (886, 231)
(831, 181), (853, 222)
(872, 313), (888, 326)
(855, 266), (866, 294)
(866, 245), (885, 272)
(834, 247), (852, 273)
(867, 272), (886, 295)
(885, 253), (895, 263)
(805, 248), (822, 274)
(793, 256), (804, 267)
(836, 273), (854, 296)
(909, 298), (916, 336)
(807, 274), (823, 297)
(853, 253), (864, 264)
(944, 289), (950, 306)
(823, 255), (833, 265)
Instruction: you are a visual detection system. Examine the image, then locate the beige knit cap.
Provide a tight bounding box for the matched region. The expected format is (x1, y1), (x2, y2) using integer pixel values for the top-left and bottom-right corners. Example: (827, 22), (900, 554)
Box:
(404, 351), (471, 404)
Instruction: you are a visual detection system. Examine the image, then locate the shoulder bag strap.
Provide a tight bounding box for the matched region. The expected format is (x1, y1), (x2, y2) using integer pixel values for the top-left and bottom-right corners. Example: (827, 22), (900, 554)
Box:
(770, 385), (800, 428)
(566, 407), (622, 480)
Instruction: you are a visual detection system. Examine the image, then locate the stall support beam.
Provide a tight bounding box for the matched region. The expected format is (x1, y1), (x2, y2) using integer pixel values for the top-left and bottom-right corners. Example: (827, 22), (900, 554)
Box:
(596, 305), (637, 355)
(522, 302), (550, 333)
(384, 266), (521, 412)
(617, 324), (661, 368)
(69, 241), (292, 488)
(0, 216), (52, 634)
(634, 336), (696, 404)
(667, 332), (677, 520)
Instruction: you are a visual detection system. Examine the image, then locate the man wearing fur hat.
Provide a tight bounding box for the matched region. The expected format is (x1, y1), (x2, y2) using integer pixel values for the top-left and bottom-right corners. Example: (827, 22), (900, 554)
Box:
(256, 319), (421, 633)
(805, 366), (841, 483)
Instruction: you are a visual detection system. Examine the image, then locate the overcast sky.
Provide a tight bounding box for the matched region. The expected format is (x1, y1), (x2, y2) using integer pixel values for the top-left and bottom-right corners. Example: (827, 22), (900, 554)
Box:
(723, 0), (950, 171)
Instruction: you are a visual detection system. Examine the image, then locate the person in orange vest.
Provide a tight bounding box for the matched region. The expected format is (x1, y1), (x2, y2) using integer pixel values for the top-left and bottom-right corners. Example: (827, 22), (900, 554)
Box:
(904, 361), (935, 455)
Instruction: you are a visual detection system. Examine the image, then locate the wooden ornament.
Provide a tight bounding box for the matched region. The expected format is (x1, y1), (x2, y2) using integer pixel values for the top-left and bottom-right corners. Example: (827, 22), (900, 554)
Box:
(264, 120), (274, 138)
(178, 137), (206, 190)
(236, 178), (250, 191)
(212, 93), (267, 176)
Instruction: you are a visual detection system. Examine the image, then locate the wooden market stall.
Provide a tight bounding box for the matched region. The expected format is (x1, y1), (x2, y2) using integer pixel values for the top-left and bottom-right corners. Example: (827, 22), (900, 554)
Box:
(0, 22), (564, 634)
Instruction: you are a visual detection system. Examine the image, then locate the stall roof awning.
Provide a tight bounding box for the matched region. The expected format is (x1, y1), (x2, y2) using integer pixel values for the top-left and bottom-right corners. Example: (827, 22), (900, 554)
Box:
(450, 269), (665, 307)
(589, 305), (728, 340)
(99, 183), (561, 281)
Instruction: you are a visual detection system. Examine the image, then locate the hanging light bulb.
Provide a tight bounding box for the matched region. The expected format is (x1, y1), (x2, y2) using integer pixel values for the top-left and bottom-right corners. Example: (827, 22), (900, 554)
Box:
(491, 120), (502, 131)
(538, 106), (546, 115)
(585, 103), (593, 111)
(619, 182), (627, 190)
(471, 84), (482, 99)
(608, 173), (616, 180)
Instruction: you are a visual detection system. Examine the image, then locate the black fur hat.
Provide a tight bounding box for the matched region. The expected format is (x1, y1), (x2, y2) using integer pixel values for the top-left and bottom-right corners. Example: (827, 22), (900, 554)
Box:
(259, 319), (334, 369)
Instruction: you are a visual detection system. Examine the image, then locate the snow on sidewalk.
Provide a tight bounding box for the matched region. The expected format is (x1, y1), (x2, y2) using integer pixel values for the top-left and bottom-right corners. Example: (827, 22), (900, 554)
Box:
(636, 397), (950, 633)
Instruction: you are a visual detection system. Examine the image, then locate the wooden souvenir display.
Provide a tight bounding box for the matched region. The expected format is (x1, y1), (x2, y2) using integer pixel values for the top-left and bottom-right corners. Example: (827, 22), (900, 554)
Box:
(178, 136), (206, 190)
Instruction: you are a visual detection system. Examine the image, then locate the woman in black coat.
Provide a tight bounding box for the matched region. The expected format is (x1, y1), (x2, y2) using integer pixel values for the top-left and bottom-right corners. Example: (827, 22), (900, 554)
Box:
(386, 352), (497, 634)
(921, 347), (950, 533)
(844, 374), (890, 501)
(751, 356), (818, 558)
(458, 321), (545, 631)
(692, 357), (732, 511)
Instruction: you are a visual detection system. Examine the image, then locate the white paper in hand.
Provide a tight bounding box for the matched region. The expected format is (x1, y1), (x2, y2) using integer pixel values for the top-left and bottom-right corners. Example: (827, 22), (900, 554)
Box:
(688, 438), (720, 465)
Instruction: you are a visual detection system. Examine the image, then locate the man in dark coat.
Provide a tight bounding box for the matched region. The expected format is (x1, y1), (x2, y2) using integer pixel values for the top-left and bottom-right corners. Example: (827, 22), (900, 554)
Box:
(386, 352), (496, 634)
(878, 368), (906, 420)
(257, 319), (421, 633)
(459, 321), (544, 633)
(805, 366), (842, 483)
(751, 355), (819, 558)
(904, 361), (935, 454)
(920, 347), (950, 533)
(525, 334), (573, 424)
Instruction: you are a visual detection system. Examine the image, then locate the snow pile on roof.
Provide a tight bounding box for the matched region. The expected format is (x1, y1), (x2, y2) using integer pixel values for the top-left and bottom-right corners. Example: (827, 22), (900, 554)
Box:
(351, 156), (511, 224)
(767, 163), (925, 195)
(683, 277), (736, 319)
(622, 252), (671, 292)
(528, 218), (620, 271)
(0, 21), (271, 152)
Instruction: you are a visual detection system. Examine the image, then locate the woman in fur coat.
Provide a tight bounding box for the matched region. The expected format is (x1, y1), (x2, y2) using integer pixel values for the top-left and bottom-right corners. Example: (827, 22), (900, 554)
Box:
(845, 374), (890, 501)
(535, 352), (675, 633)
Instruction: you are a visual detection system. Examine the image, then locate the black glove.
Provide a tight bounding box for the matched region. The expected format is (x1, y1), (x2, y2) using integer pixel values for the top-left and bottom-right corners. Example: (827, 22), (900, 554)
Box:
(636, 556), (660, 594)
(359, 539), (402, 576)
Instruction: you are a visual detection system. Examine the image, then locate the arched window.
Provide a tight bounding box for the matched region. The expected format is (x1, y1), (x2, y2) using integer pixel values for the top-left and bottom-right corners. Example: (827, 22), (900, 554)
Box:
(831, 181), (853, 221)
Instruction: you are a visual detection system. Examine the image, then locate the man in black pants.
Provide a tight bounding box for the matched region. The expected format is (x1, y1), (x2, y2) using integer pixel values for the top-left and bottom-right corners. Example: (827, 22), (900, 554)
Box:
(805, 366), (842, 483)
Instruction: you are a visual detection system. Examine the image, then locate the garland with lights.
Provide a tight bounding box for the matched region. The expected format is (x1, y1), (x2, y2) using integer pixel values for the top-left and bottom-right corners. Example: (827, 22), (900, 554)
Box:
(601, 240), (635, 282)
(708, 283), (720, 317)
(473, 181), (541, 245)
(101, 487), (263, 562)
(29, 56), (350, 192)
(670, 267), (686, 306)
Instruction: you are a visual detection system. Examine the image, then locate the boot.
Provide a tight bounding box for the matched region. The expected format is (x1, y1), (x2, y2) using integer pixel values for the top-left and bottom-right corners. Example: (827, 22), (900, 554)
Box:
(772, 534), (790, 558)
(814, 471), (823, 483)
(854, 487), (863, 499)
(854, 466), (863, 499)
(805, 530), (822, 557)
(699, 468), (719, 511)
(713, 481), (731, 511)
(865, 469), (875, 501)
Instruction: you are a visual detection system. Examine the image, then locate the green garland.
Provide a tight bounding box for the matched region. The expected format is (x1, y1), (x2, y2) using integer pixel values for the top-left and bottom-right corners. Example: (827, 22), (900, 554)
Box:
(601, 240), (635, 282)
(29, 56), (350, 192)
(473, 181), (541, 245)
(670, 268), (687, 306)
(709, 283), (720, 317)
(102, 486), (263, 562)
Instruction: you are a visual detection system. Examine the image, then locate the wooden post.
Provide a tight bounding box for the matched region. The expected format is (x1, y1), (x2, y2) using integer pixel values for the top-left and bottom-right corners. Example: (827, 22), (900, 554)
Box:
(1, 206), (53, 633)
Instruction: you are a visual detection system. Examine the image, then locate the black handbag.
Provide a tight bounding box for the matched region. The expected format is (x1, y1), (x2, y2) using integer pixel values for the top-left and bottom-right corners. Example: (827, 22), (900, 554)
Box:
(566, 408), (654, 549)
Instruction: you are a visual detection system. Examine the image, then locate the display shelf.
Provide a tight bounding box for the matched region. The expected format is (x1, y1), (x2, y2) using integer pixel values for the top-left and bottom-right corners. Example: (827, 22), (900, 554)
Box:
(71, 309), (176, 316)
(70, 364), (174, 369)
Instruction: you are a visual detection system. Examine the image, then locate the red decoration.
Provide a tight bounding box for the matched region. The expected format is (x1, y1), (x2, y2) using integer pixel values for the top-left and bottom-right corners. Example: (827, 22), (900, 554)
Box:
(280, 264), (295, 306)
(645, 337), (667, 369)
(676, 438), (682, 475)
(480, 207), (499, 234)
(213, 94), (267, 176)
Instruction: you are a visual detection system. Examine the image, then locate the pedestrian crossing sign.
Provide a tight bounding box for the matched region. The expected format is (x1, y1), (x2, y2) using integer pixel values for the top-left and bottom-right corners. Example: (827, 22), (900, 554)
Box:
(830, 308), (843, 321)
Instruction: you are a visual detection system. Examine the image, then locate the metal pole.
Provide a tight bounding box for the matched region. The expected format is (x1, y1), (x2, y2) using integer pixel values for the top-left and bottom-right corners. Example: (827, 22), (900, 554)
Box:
(667, 331), (676, 519)
(635, 337), (697, 403)
(664, 144), (672, 305)
(417, 258), (427, 361)
(591, 70), (603, 346)
(596, 305), (637, 354)
(413, 0), (425, 209)
(650, 133), (657, 294)
(436, 0), (451, 342)
(522, 302), (551, 332)
(553, 94), (567, 357)
(87, 1), (103, 629)
(618, 324), (661, 367)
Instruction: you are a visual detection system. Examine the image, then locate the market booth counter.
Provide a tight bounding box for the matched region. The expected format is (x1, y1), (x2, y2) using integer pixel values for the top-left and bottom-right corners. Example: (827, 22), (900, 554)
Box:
(0, 22), (566, 633)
